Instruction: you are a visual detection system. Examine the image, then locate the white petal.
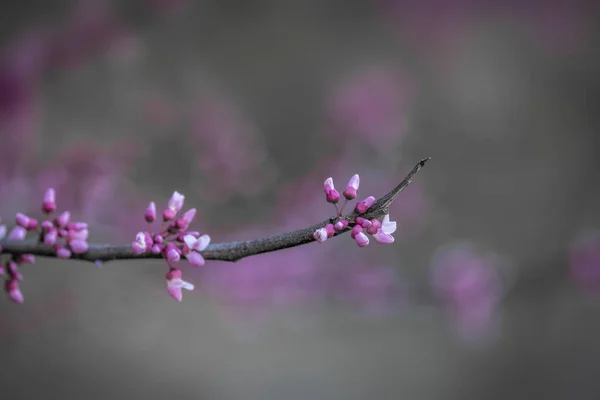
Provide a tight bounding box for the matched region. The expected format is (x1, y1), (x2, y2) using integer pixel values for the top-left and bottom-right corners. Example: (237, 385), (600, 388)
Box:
(183, 234), (197, 248)
(135, 232), (146, 244)
(381, 214), (397, 234)
(195, 234), (211, 251)
(168, 279), (186, 288)
(181, 280), (195, 291)
(374, 231), (395, 244)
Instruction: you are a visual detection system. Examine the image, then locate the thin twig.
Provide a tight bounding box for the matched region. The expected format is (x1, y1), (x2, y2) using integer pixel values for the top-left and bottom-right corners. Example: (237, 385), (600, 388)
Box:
(0, 158), (430, 263)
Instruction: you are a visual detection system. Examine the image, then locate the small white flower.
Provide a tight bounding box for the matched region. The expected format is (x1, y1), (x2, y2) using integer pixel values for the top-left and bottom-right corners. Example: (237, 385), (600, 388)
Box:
(313, 228), (328, 243)
(373, 214), (397, 244)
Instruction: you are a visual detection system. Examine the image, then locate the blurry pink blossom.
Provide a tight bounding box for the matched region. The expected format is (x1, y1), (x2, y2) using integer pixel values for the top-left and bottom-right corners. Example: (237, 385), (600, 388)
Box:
(431, 242), (503, 338)
(5, 280), (24, 304)
(328, 67), (408, 149)
(190, 96), (274, 201)
(335, 263), (408, 316)
(46, 1), (127, 70)
(569, 231), (600, 296)
(35, 141), (142, 239)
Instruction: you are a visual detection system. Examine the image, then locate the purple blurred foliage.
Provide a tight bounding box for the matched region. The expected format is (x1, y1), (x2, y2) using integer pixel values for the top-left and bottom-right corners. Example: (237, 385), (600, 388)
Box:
(149, 0), (190, 13)
(377, 0), (474, 52)
(327, 66), (410, 151)
(0, 285), (77, 340)
(140, 93), (181, 129)
(334, 262), (410, 316)
(190, 95), (276, 203)
(0, 1), (146, 240)
(35, 141), (145, 239)
(430, 242), (505, 339)
(569, 231), (600, 297)
(45, 0), (129, 70)
(0, 35), (44, 180)
(377, 0), (593, 55)
(527, 4), (591, 54)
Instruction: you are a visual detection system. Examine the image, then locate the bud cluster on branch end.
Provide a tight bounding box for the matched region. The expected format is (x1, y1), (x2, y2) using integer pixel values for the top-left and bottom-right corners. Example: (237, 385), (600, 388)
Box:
(315, 174), (396, 247)
(0, 188), (90, 303)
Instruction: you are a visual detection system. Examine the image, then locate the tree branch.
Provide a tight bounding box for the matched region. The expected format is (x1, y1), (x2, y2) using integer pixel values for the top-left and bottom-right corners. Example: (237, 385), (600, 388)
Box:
(0, 158), (430, 263)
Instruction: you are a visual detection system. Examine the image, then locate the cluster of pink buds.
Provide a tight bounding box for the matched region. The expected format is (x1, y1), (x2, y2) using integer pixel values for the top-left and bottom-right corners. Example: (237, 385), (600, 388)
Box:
(132, 191), (210, 302)
(0, 188), (89, 304)
(314, 174), (397, 247)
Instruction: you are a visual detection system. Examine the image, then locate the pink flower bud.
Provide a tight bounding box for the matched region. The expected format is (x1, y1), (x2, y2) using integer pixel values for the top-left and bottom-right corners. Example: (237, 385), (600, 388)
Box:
(19, 254), (35, 264)
(323, 177), (340, 204)
(41, 220), (53, 231)
(8, 261), (23, 281)
(151, 243), (164, 254)
(68, 228), (89, 241)
(164, 243), (181, 265)
(324, 177), (335, 193)
(162, 208), (175, 222)
(313, 228), (328, 243)
(44, 229), (58, 246)
(186, 251), (205, 267)
(16, 213), (30, 228)
(68, 222), (88, 231)
(354, 231), (370, 247)
(69, 239), (89, 254)
(54, 211), (71, 228)
(42, 188), (57, 213)
(367, 219), (381, 235)
(356, 217), (372, 228)
(153, 234), (163, 244)
(176, 208), (197, 230)
(163, 191), (185, 221)
(145, 201), (157, 223)
(132, 232), (149, 255)
(351, 225), (363, 239)
(166, 267), (182, 280)
(343, 174), (360, 200)
(334, 220), (349, 231)
(5, 280), (24, 304)
(54, 244), (72, 259)
(326, 189), (340, 204)
(26, 219), (38, 230)
(325, 223), (335, 238)
(355, 196), (376, 214)
(8, 226), (27, 240)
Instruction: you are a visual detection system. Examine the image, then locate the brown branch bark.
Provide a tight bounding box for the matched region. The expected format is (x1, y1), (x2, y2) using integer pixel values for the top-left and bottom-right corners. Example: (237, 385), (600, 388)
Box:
(0, 158), (430, 263)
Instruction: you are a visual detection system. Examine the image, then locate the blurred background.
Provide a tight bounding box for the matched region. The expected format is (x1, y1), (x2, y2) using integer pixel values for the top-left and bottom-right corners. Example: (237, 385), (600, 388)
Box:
(1, 0), (600, 398)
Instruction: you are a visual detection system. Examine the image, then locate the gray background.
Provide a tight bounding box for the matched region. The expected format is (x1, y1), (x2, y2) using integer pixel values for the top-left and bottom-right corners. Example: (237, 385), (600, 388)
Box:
(1, 1), (600, 399)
